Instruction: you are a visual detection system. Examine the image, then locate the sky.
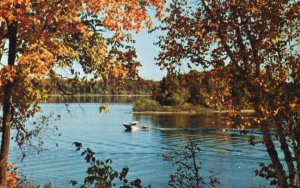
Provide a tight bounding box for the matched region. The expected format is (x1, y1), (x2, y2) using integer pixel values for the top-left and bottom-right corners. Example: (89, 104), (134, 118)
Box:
(131, 2), (173, 81)
(133, 29), (166, 81)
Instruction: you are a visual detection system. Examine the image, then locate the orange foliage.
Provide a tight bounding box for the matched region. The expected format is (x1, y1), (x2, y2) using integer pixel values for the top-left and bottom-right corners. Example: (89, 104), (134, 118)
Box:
(6, 162), (19, 188)
(0, 0), (165, 185)
(156, 0), (299, 186)
(0, 0), (165, 109)
(0, 0), (165, 86)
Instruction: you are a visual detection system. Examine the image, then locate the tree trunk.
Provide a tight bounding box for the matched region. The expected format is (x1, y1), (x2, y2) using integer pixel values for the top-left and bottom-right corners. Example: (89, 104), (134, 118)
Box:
(290, 116), (300, 186)
(0, 23), (17, 187)
(275, 120), (297, 187)
(260, 121), (289, 187)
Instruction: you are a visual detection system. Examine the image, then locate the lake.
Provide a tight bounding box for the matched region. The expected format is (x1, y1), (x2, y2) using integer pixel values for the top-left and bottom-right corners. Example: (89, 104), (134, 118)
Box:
(9, 96), (275, 188)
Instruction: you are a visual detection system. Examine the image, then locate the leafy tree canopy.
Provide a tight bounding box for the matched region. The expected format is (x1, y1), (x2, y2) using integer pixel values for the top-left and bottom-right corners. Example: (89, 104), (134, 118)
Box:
(0, 0), (165, 186)
(155, 0), (299, 187)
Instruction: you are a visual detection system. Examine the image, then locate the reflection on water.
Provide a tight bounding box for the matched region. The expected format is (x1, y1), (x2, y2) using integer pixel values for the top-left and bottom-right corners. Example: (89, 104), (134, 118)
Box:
(133, 113), (262, 135)
(134, 114), (228, 129)
(47, 95), (148, 103)
(8, 99), (274, 188)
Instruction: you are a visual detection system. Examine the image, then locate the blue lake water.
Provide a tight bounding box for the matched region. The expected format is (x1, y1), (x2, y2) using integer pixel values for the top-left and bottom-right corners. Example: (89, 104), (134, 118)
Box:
(8, 99), (275, 188)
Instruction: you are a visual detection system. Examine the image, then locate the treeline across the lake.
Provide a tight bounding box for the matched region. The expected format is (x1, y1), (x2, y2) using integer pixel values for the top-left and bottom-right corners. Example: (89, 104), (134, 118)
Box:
(0, 78), (156, 104)
(46, 78), (157, 96)
(135, 69), (300, 113)
(134, 70), (254, 112)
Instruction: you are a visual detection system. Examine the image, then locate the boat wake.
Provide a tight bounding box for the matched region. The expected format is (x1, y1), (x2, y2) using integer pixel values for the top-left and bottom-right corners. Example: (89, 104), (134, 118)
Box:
(150, 127), (263, 136)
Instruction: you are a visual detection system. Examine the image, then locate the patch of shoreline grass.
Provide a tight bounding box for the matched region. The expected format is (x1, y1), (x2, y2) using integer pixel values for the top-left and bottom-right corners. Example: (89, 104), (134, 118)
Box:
(133, 98), (212, 113)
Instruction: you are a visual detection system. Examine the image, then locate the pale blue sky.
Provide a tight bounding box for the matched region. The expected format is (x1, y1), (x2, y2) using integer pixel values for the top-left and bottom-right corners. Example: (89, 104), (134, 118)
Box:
(133, 29), (166, 81)
(132, 2), (173, 81)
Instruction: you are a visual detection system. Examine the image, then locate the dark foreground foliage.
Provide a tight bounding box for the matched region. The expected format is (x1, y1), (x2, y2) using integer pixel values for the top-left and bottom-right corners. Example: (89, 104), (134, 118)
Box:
(163, 142), (220, 188)
(71, 142), (151, 188)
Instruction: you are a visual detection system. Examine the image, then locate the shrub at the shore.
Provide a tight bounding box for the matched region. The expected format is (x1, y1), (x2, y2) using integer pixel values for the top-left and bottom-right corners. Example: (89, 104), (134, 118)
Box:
(133, 98), (209, 112)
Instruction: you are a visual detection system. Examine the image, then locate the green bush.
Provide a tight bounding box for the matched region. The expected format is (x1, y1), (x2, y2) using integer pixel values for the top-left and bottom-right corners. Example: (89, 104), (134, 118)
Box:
(133, 98), (161, 111)
(168, 93), (185, 106)
(180, 103), (194, 111)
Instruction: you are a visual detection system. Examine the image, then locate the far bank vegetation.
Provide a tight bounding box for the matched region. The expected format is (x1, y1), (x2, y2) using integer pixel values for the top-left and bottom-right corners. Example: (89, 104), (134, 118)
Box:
(133, 70), (252, 112)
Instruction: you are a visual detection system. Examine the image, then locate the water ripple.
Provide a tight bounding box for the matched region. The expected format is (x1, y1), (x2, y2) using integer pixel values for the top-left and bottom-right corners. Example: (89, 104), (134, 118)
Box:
(9, 103), (273, 188)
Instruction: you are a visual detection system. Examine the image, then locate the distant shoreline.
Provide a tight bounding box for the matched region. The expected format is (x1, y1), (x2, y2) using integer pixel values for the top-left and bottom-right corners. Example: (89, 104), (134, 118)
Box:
(49, 94), (151, 97)
(131, 109), (255, 115)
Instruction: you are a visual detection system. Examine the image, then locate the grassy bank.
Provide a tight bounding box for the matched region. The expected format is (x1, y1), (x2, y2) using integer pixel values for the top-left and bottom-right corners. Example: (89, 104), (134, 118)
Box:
(49, 94), (151, 97)
(133, 98), (255, 114)
(133, 98), (214, 113)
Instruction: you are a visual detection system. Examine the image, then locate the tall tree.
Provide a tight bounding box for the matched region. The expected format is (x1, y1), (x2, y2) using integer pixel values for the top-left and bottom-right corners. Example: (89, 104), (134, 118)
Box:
(156, 0), (299, 187)
(0, 0), (165, 186)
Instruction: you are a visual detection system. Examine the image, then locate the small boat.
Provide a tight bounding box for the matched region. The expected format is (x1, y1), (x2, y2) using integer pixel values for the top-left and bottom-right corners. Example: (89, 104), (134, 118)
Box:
(123, 121), (149, 130)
